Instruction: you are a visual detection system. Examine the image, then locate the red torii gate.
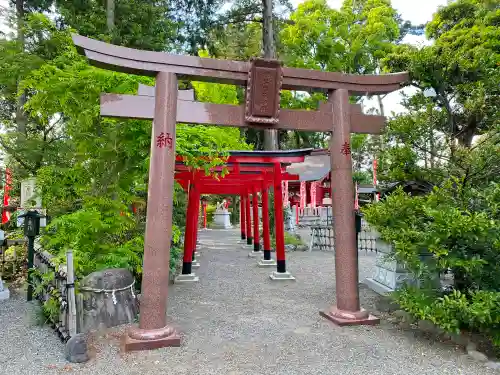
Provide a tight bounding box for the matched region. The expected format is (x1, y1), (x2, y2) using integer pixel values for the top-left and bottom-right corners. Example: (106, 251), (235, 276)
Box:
(174, 150), (310, 278)
(72, 33), (408, 351)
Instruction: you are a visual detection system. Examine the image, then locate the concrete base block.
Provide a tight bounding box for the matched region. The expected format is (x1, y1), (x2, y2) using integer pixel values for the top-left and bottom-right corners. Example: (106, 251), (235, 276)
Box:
(257, 259), (277, 267)
(269, 271), (296, 281)
(241, 245), (253, 250)
(248, 251), (262, 258)
(363, 278), (393, 296)
(0, 289), (10, 301)
(123, 332), (181, 352)
(191, 260), (200, 269)
(320, 310), (380, 326)
(174, 273), (199, 283)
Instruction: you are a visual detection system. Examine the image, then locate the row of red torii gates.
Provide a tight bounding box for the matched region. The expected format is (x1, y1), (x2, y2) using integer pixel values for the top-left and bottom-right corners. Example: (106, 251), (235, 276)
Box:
(72, 33), (409, 351)
(175, 149), (314, 280)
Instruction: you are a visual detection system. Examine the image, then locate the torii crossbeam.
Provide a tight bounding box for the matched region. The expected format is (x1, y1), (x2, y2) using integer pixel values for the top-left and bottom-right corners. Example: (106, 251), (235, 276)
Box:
(72, 34), (408, 351)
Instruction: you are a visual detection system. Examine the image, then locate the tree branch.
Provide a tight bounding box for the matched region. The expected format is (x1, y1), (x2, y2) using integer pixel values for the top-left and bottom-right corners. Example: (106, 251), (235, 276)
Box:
(0, 137), (35, 173)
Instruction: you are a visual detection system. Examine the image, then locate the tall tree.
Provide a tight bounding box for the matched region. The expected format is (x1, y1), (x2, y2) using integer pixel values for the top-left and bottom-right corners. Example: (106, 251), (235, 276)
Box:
(262, 0), (278, 150)
(383, 0), (500, 147)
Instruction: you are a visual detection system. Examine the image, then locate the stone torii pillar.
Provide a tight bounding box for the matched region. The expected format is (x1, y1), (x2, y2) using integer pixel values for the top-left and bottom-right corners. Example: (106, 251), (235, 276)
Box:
(125, 72), (181, 350)
(72, 33), (408, 351)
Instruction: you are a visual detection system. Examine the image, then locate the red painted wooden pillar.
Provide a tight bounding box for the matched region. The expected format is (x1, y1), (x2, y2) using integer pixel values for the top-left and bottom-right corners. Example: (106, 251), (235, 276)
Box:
(252, 185), (260, 253)
(192, 191), (201, 261)
(202, 200), (207, 229)
(182, 180), (197, 275)
(273, 163), (286, 273)
(245, 189), (252, 245)
(240, 195), (246, 240)
(262, 184), (272, 260)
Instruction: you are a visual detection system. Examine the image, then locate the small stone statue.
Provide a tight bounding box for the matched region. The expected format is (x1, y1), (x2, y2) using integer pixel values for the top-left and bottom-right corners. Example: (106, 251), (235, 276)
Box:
(0, 277), (10, 300)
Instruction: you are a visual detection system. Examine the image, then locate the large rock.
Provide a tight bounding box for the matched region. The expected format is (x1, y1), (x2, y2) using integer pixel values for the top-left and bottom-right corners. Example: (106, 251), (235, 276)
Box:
(65, 333), (89, 363)
(80, 268), (139, 333)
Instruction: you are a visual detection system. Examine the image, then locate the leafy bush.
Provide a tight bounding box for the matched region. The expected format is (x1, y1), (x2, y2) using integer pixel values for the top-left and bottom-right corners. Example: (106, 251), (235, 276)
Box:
(397, 286), (500, 346)
(40, 196), (183, 281)
(271, 231), (305, 249)
(363, 181), (500, 290)
(363, 180), (500, 345)
(206, 204), (216, 225)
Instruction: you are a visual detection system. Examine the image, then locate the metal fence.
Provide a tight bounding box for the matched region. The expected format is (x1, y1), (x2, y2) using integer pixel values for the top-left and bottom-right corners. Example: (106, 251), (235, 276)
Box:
(308, 218), (377, 253)
(31, 244), (78, 342)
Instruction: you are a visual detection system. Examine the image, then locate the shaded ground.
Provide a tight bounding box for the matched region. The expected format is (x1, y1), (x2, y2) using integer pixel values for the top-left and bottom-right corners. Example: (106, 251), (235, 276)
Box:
(0, 228), (493, 375)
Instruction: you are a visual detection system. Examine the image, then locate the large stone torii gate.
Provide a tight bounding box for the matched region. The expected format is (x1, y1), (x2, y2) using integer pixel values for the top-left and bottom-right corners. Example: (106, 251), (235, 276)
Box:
(72, 34), (409, 351)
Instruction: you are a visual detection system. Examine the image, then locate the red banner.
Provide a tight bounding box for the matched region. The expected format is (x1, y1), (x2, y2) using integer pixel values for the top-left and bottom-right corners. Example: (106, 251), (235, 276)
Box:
(299, 181), (306, 208)
(282, 181), (289, 207)
(2, 168), (12, 224)
(354, 182), (359, 210)
(310, 182), (317, 207)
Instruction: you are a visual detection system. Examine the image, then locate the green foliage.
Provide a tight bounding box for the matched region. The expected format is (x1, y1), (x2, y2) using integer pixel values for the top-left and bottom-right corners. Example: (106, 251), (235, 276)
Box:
(56, 0), (176, 51)
(40, 197), (144, 277)
(206, 204), (217, 225)
(397, 287), (500, 346)
(382, 0), (500, 147)
(281, 0), (400, 74)
(364, 180), (500, 345)
(364, 182), (500, 287)
(271, 231), (305, 249)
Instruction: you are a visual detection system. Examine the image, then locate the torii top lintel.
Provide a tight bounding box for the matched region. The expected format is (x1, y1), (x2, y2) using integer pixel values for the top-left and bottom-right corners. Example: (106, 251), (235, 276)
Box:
(72, 34), (409, 96)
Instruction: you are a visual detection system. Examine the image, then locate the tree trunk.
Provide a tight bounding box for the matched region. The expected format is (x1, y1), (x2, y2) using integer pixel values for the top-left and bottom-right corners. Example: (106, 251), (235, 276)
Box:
(16, 0), (27, 135)
(106, 0), (115, 33)
(375, 94), (385, 155)
(262, 0), (278, 151)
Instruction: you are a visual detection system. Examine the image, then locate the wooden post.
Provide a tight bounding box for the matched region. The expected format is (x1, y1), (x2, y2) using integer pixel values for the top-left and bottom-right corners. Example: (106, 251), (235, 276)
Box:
(262, 186), (271, 260)
(245, 190), (252, 245)
(66, 250), (77, 336)
(191, 185), (201, 261)
(181, 180), (196, 275)
(124, 72), (181, 350)
(270, 163), (294, 280)
(240, 195), (246, 240)
(251, 186), (260, 253)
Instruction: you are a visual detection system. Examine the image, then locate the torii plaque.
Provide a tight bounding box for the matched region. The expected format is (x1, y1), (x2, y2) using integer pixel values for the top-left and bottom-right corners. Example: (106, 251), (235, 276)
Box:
(72, 34), (408, 351)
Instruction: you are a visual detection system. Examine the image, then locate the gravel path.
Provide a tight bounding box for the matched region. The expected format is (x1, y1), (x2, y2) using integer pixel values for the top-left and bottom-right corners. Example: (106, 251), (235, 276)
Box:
(0, 228), (494, 375)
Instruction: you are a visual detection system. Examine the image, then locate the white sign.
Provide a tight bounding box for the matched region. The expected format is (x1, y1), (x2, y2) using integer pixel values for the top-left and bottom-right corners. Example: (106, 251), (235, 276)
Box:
(21, 178), (42, 209)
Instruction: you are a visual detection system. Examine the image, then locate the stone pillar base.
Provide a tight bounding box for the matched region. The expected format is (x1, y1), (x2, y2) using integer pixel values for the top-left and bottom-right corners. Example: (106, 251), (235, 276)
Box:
(0, 289), (9, 301)
(269, 271), (296, 281)
(194, 251), (201, 257)
(257, 259), (277, 267)
(248, 251), (262, 258)
(192, 260), (200, 269)
(319, 307), (379, 327)
(174, 273), (199, 283)
(123, 328), (181, 352)
(241, 245), (253, 250)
